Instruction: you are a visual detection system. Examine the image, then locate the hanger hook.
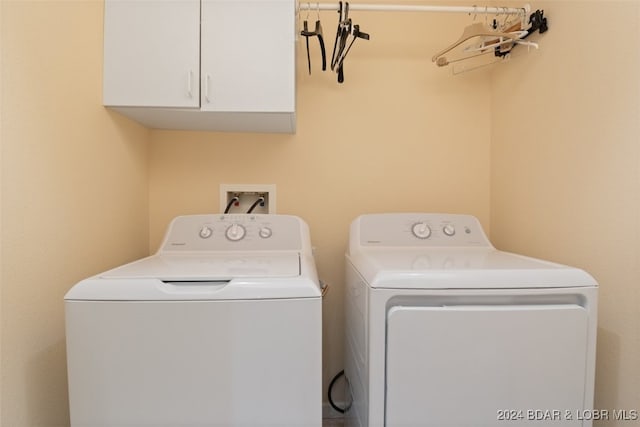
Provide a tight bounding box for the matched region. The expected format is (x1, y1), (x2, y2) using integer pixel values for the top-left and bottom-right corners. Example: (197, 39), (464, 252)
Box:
(471, 4), (477, 21)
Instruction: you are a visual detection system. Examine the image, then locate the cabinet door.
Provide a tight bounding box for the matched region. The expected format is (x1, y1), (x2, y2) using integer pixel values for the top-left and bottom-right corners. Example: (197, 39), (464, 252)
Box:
(200, 0), (295, 112)
(103, 0), (200, 108)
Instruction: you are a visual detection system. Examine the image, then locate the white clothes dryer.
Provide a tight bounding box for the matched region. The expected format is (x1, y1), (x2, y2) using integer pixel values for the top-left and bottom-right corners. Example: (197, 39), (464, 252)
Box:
(344, 213), (598, 427)
(65, 214), (321, 427)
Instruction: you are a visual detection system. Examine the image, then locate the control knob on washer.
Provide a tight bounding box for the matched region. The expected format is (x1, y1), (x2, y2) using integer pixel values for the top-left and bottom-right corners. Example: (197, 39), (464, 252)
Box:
(259, 227), (273, 239)
(199, 225), (213, 239)
(225, 223), (246, 241)
(411, 222), (432, 239)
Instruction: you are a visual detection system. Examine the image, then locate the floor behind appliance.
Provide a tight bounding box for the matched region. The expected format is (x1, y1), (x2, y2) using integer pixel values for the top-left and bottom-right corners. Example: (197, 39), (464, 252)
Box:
(65, 214), (322, 427)
(344, 213), (598, 427)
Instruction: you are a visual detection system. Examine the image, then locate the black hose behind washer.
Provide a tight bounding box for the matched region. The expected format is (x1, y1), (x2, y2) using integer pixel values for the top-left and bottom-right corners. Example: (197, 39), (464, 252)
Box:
(328, 370), (352, 414)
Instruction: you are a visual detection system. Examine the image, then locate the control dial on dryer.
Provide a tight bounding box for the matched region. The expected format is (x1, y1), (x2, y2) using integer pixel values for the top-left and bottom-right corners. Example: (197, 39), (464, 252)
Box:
(411, 222), (432, 239)
(225, 223), (246, 241)
(443, 224), (456, 236)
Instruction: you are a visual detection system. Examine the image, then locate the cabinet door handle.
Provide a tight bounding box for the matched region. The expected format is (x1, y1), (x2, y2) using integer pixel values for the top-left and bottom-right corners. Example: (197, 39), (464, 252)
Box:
(187, 70), (193, 98)
(205, 74), (211, 103)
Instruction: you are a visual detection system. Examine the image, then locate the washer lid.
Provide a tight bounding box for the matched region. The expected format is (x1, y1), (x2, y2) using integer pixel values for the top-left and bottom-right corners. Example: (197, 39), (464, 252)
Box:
(348, 248), (598, 289)
(100, 252), (300, 281)
(65, 252), (323, 301)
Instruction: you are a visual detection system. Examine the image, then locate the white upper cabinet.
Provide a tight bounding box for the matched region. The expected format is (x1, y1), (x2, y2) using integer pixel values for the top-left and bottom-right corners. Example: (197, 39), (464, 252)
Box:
(102, 0), (296, 133)
(103, 0), (201, 108)
(200, 0), (295, 113)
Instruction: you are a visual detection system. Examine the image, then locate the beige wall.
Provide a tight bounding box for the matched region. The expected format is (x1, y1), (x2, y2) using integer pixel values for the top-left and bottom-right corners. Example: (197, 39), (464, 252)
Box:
(0, 0), (4, 419)
(0, 1), (150, 425)
(490, 1), (640, 424)
(149, 8), (492, 397)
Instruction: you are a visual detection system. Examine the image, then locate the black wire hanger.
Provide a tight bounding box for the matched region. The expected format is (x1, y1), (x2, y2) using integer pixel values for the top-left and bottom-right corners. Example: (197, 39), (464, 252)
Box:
(301, 3), (326, 75)
(330, 2), (369, 83)
(494, 9), (548, 58)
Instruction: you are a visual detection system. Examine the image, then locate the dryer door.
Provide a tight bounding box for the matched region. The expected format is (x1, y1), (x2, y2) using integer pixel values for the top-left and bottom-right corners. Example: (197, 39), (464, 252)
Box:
(385, 304), (589, 426)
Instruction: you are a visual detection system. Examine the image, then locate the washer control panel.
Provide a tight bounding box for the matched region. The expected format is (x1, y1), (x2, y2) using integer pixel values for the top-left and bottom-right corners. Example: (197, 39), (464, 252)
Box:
(355, 213), (491, 248)
(161, 214), (303, 252)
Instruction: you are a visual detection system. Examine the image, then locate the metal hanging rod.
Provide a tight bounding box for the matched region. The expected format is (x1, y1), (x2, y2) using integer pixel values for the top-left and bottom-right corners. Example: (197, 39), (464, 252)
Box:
(298, 2), (530, 15)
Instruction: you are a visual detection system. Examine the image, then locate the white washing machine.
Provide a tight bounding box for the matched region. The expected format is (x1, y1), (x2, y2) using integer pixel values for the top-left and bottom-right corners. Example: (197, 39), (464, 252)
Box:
(65, 214), (321, 427)
(344, 213), (598, 427)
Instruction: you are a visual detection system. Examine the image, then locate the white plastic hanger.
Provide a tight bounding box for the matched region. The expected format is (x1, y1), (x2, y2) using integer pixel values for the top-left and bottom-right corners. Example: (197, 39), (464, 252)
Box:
(462, 32), (537, 53)
(431, 21), (523, 63)
(451, 53), (511, 75)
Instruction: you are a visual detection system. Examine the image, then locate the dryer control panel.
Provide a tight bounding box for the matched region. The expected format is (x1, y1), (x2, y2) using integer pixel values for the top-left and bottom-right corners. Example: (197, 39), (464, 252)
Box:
(159, 214), (306, 252)
(352, 213), (492, 249)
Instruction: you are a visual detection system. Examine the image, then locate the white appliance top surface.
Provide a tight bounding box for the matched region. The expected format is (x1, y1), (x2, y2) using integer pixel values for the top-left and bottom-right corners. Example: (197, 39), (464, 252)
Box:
(66, 214), (321, 301)
(100, 252), (300, 281)
(347, 213), (598, 289)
